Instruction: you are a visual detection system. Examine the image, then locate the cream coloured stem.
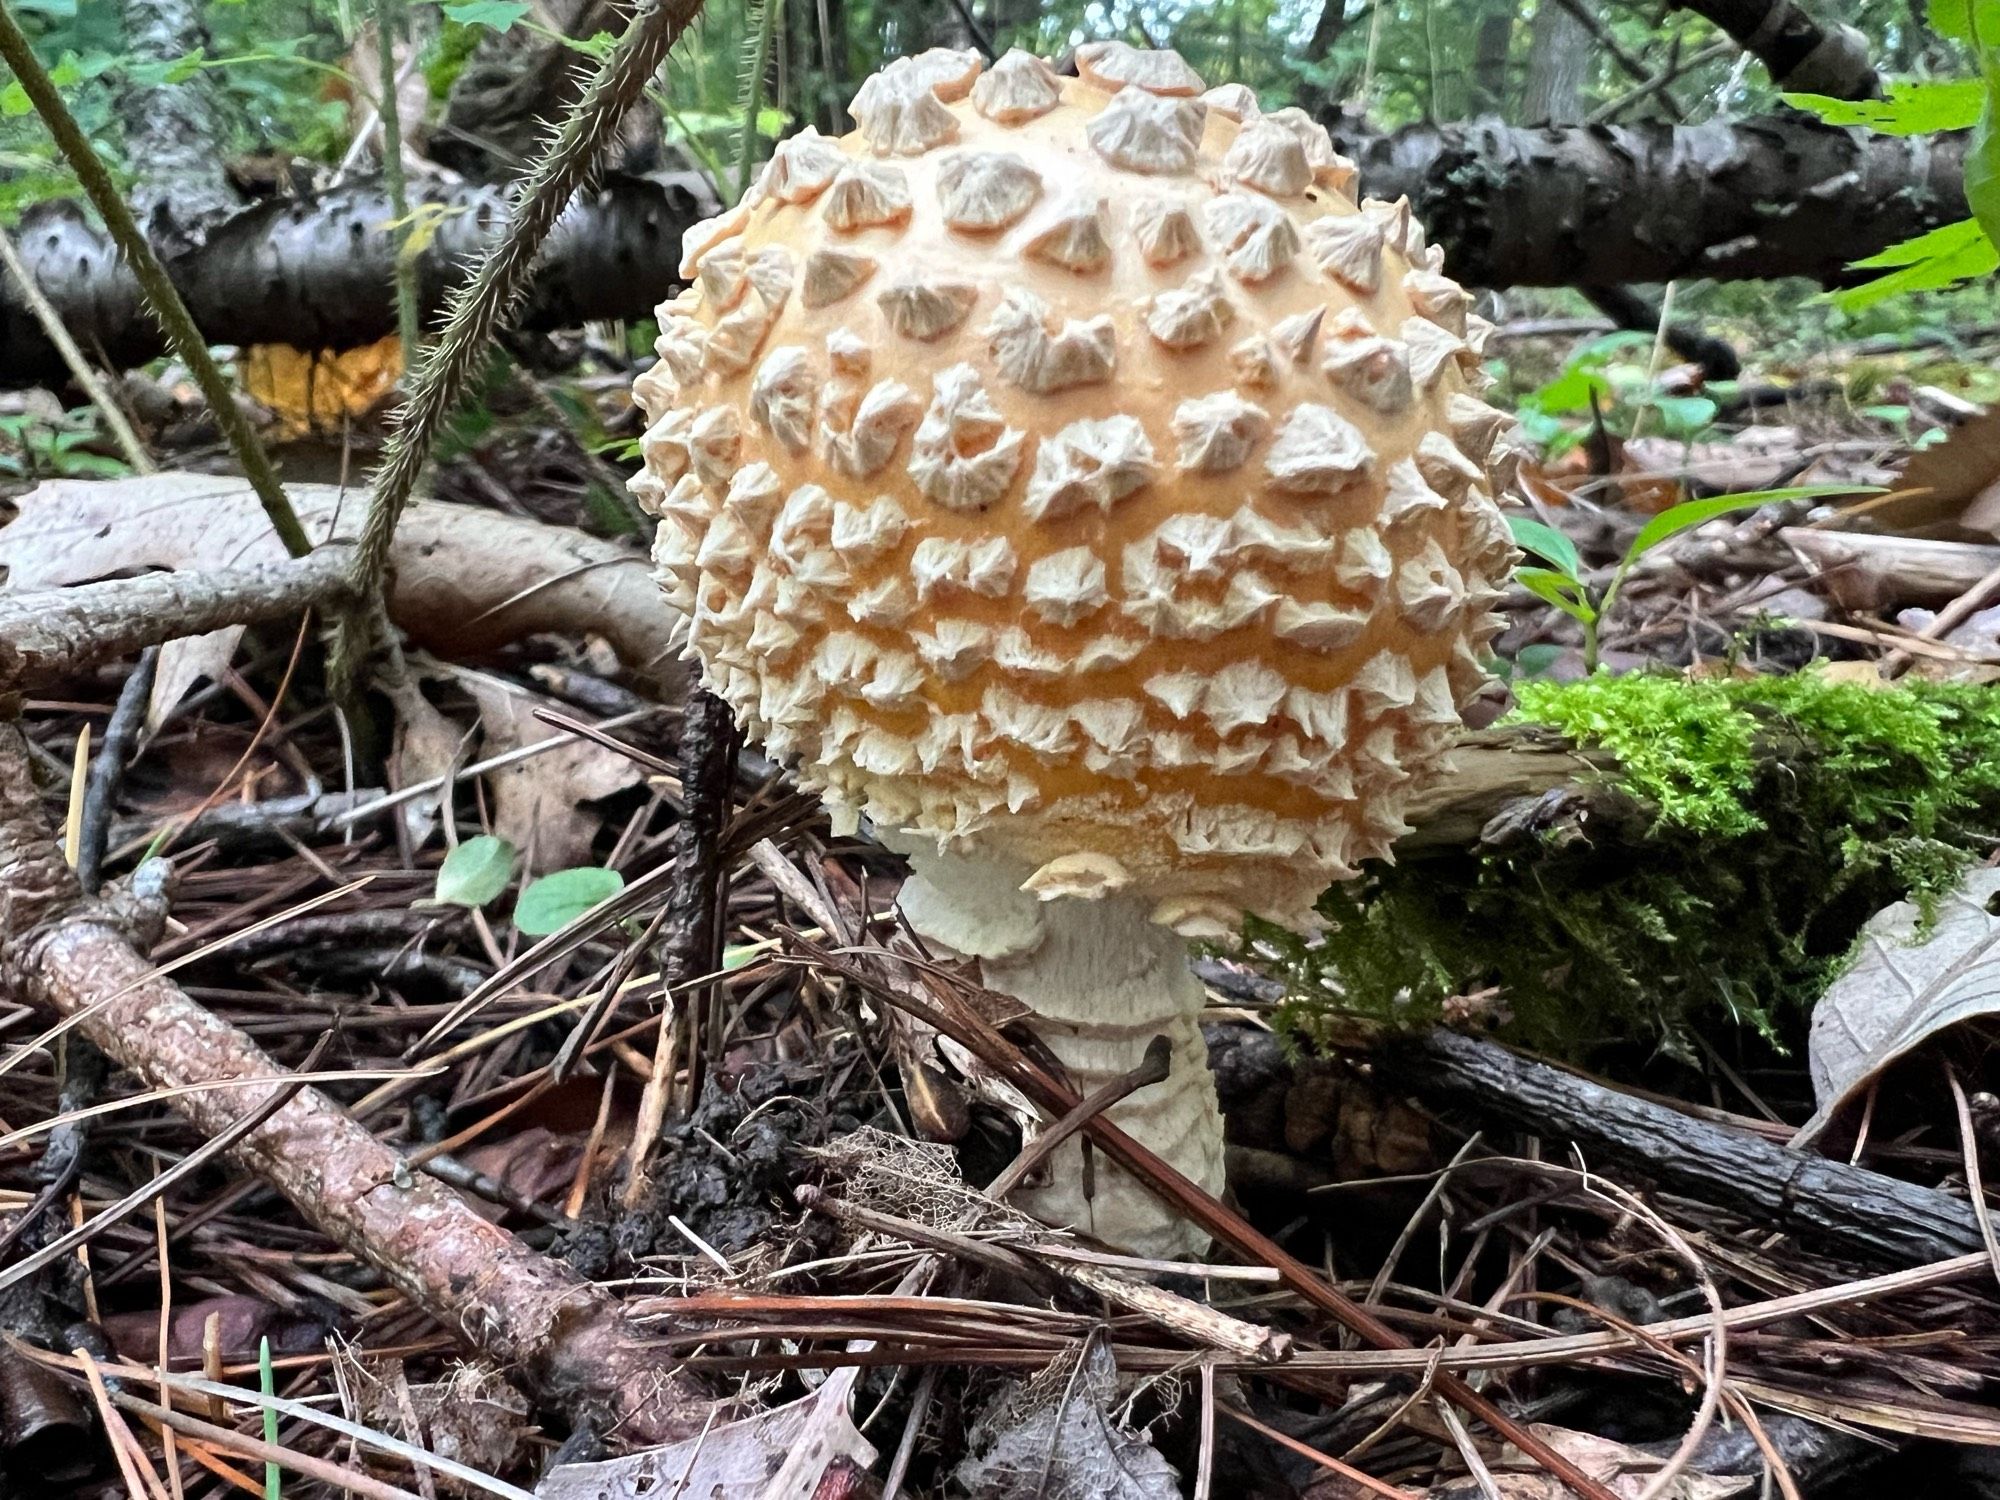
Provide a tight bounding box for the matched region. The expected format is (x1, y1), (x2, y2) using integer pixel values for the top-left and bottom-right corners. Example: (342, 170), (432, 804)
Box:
(894, 843), (1225, 1259)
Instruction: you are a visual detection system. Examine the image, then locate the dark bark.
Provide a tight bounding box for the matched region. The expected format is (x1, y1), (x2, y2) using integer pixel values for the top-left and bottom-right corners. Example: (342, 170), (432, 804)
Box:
(0, 119), (1969, 386)
(429, 0), (665, 181)
(1384, 1026), (1992, 1267)
(1337, 115), (1969, 289)
(0, 171), (713, 389)
(1673, 0), (1879, 96)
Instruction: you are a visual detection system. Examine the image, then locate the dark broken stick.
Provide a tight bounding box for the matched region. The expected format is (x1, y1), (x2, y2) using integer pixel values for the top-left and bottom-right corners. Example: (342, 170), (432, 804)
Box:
(0, 720), (706, 1442)
(1385, 1026), (1992, 1267)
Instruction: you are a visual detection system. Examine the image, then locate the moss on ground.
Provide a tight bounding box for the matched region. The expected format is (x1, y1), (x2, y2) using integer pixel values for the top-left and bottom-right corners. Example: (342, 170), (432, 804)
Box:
(1269, 671), (2000, 1061)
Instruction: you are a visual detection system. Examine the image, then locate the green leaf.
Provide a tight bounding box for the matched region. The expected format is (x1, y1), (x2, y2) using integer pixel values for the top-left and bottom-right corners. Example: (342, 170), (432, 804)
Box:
(434, 835), (516, 908)
(1512, 643), (1566, 680)
(1824, 218), (2000, 311)
(1647, 394), (1718, 437)
(1968, 90), (1999, 250)
(1508, 516), (1582, 580)
(1516, 567), (1595, 623)
(1930, 0), (2000, 45)
(1625, 486), (1875, 566)
(1783, 80), (1987, 135)
(513, 866), (625, 936)
(260, 1337), (280, 1500)
(1528, 366), (1610, 415)
(442, 0), (530, 29)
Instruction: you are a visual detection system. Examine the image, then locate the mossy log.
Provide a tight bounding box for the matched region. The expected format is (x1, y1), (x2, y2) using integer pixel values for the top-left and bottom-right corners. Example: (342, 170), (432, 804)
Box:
(1282, 674), (2000, 1058)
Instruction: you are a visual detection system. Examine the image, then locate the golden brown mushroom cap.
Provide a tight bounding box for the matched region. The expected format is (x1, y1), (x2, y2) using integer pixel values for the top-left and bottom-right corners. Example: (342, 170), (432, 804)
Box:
(632, 48), (1521, 934)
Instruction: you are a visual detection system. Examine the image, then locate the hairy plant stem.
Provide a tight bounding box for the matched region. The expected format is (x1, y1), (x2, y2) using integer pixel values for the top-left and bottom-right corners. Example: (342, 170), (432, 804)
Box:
(0, 0), (310, 558)
(329, 0), (709, 692)
(373, 0), (421, 356)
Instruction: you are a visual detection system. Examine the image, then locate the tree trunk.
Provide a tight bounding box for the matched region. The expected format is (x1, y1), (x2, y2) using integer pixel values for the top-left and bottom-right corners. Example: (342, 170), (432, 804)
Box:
(1470, 6), (1515, 115)
(116, 0), (239, 255)
(1335, 114), (1968, 289)
(1521, 0), (1593, 123)
(0, 118), (1970, 386)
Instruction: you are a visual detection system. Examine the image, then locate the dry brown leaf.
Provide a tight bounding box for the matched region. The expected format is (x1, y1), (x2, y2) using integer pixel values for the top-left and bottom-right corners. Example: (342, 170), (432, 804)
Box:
(956, 1341), (1180, 1500)
(386, 673), (472, 849)
(100, 1293), (326, 1367)
(0, 474), (682, 681)
(1793, 867), (2000, 1150)
(454, 666), (645, 871)
(147, 626), (246, 733)
(1839, 407), (2000, 540)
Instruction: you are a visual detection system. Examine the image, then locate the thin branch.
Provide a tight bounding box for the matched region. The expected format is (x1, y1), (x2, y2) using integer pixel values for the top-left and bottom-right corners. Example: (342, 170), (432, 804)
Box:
(0, 551), (354, 693)
(331, 0), (710, 689)
(373, 0), (421, 354)
(0, 722), (709, 1441)
(0, 0), (310, 558)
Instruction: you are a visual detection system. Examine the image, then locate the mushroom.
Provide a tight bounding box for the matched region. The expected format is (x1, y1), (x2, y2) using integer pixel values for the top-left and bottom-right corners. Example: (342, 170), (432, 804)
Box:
(632, 47), (1522, 1257)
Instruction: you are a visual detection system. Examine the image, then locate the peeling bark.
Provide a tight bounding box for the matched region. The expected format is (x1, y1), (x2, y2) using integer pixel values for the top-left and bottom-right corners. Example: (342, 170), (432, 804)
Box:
(115, 0), (239, 255)
(1338, 114), (1968, 289)
(0, 172), (714, 389)
(0, 118), (1968, 386)
(0, 722), (707, 1443)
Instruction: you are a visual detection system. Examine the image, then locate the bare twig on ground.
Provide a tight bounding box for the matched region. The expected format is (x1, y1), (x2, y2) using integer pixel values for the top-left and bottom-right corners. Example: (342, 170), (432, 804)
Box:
(0, 720), (706, 1442)
(0, 553), (353, 693)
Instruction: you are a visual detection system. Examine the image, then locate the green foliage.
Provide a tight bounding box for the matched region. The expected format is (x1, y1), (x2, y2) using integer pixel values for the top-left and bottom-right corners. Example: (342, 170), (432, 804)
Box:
(440, 0), (530, 31)
(432, 834), (516, 907)
(1786, 78), (1985, 135)
(1787, 1), (2000, 309)
(1272, 672), (2000, 1061)
(1507, 485), (1869, 672)
(259, 1335), (280, 1500)
(0, 407), (132, 478)
(513, 865), (624, 935)
(1513, 332), (1719, 457)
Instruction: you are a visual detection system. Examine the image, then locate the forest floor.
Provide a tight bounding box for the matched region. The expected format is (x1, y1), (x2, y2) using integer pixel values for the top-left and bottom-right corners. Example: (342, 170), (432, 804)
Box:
(1, 302), (1999, 1499)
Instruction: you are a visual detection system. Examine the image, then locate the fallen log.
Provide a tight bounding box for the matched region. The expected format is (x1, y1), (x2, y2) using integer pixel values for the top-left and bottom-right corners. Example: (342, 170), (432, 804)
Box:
(1378, 1025), (1991, 1267)
(1, 115), (1969, 386)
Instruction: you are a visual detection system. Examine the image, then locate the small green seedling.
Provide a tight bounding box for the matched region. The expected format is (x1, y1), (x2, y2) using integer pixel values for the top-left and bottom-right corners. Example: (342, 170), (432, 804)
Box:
(430, 834), (517, 909)
(1510, 486), (1877, 673)
(260, 1335), (280, 1500)
(513, 866), (626, 936)
(1513, 331), (1720, 453)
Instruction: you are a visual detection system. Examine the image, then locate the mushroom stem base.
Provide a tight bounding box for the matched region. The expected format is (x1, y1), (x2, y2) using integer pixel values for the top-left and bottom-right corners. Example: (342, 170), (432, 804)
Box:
(894, 843), (1225, 1259)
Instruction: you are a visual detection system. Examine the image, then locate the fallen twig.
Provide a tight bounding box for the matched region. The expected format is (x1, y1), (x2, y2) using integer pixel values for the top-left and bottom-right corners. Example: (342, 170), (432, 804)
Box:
(0, 720), (707, 1442)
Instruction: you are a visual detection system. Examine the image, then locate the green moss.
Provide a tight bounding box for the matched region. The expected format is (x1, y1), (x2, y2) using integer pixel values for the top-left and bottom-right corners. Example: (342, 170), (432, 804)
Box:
(1273, 671), (2000, 1062)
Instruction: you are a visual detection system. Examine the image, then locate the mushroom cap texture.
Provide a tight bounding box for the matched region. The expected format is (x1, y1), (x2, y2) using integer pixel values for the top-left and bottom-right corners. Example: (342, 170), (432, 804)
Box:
(632, 47), (1522, 934)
